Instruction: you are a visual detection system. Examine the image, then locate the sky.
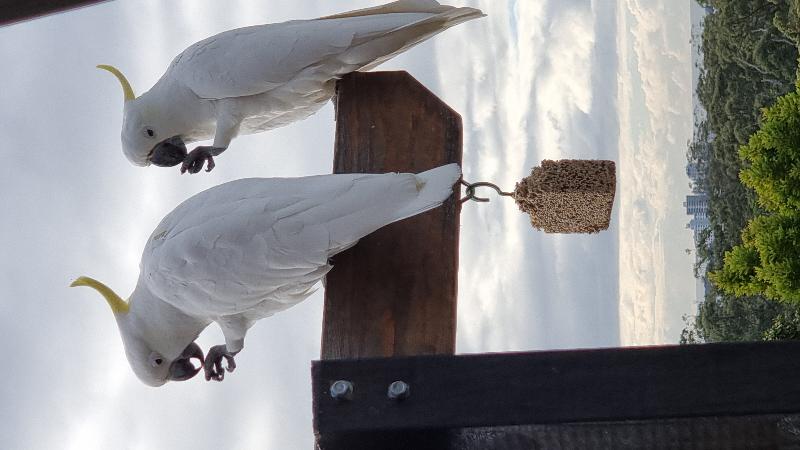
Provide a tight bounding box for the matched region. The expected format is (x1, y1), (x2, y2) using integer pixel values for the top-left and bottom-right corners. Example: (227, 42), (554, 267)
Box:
(0, 0), (696, 448)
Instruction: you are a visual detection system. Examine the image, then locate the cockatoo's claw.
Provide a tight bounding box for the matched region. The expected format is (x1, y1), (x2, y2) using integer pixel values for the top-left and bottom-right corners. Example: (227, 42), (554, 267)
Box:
(203, 344), (237, 382)
(181, 147), (216, 174)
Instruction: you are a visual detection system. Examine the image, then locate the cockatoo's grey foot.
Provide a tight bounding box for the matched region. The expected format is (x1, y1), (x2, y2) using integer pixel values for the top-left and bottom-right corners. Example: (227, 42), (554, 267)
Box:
(181, 146), (225, 174)
(204, 344), (238, 382)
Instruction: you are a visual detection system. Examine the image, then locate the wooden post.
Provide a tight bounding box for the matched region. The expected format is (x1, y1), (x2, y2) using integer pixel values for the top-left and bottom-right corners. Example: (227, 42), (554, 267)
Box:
(321, 71), (462, 359)
(0, 0), (110, 26)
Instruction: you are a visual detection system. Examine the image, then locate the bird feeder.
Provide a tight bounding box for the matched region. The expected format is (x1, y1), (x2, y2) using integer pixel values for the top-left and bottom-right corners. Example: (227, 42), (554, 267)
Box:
(463, 159), (617, 233)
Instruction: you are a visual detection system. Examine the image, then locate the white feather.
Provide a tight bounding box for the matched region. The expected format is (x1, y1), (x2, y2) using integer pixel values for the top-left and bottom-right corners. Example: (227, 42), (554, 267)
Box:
(166, 2), (483, 100)
(138, 164), (461, 335)
(115, 1), (484, 165)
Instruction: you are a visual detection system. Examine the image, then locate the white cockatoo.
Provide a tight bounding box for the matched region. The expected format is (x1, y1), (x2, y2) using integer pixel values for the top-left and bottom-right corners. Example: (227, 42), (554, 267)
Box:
(98, 1), (483, 174)
(71, 164), (461, 386)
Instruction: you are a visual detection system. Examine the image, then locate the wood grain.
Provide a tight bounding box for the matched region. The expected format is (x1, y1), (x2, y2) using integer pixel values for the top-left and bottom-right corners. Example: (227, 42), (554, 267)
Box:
(321, 71), (462, 360)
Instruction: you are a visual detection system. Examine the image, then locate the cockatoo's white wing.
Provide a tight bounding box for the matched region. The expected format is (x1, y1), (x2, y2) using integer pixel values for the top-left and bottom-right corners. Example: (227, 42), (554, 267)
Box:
(139, 165), (460, 319)
(163, 1), (483, 99)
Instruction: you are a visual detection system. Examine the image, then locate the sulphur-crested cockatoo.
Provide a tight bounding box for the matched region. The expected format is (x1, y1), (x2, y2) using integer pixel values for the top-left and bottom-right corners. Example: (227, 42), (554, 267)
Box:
(71, 164), (461, 386)
(98, 1), (483, 174)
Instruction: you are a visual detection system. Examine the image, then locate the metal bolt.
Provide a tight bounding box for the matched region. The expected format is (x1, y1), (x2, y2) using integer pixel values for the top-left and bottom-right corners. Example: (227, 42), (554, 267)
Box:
(387, 380), (411, 400)
(330, 380), (354, 401)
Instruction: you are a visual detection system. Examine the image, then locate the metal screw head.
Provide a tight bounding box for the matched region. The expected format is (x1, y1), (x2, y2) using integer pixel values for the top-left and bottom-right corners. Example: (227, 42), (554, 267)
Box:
(387, 380), (411, 400)
(330, 380), (354, 401)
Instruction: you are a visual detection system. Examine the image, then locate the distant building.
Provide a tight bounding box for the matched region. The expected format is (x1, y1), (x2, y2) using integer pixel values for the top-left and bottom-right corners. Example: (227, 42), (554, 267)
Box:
(684, 194), (709, 216)
(687, 215), (710, 233)
(685, 194), (711, 247)
(684, 193), (712, 304)
(686, 163), (702, 182)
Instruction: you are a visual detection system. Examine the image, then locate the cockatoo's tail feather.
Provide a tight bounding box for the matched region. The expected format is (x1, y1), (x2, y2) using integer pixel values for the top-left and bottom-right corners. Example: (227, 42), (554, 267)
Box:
(319, 0), (474, 19)
(328, 2), (486, 73)
(96, 65), (135, 101)
(393, 163), (461, 221)
(70, 276), (130, 314)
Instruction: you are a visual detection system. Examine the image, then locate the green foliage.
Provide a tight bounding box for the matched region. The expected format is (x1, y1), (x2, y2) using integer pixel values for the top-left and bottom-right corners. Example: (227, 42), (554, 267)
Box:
(711, 214), (800, 301)
(763, 308), (800, 339)
(710, 244), (763, 296)
(682, 286), (788, 343)
(772, 0), (800, 46)
(712, 78), (800, 303)
(739, 89), (800, 213)
(682, 0), (800, 343)
(693, 0), (798, 271)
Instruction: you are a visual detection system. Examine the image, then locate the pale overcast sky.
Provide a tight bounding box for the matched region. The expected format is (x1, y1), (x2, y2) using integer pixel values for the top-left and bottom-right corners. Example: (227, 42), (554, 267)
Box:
(0, 0), (695, 448)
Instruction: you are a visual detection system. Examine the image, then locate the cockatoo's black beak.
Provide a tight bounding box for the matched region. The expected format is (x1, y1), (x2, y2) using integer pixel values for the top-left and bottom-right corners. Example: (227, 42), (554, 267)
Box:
(149, 136), (188, 167)
(168, 342), (204, 381)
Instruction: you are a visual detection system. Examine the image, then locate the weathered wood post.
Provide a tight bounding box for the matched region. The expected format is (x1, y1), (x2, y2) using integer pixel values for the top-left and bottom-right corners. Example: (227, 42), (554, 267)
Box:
(321, 71), (462, 360)
(315, 71), (461, 449)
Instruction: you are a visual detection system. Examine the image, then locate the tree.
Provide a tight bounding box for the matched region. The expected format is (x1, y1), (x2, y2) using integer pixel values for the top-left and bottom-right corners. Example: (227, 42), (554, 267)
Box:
(710, 82), (800, 303)
(710, 243), (764, 296)
(684, 286), (787, 342)
(692, 0), (797, 273)
(739, 89), (800, 214)
(684, 0), (800, 343)
(771, 0), (800, 45)
(763, 308), (800, 340)
(711, 213), (800, 301)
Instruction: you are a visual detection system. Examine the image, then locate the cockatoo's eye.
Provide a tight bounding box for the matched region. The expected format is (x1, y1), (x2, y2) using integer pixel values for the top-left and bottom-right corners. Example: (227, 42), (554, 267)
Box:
(148, 352), (164, 367)
(143, 127), (157, 139)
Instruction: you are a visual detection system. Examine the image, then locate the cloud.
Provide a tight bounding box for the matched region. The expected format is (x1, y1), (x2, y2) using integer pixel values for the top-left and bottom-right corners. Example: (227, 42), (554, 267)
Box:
(617, 0), (696, 345)
(432, 0), (620, 353)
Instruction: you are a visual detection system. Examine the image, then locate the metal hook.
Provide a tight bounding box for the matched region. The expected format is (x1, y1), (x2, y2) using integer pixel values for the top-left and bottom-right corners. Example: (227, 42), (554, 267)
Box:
(460, 180), (515, 203)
